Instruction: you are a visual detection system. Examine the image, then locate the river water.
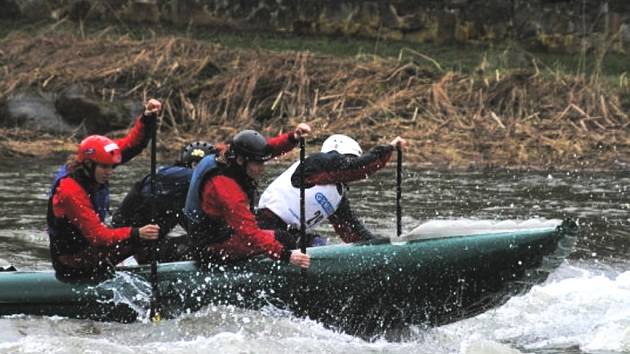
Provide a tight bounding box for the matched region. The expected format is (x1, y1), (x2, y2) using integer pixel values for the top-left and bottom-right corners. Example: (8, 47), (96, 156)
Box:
(0, 157), (628, 354)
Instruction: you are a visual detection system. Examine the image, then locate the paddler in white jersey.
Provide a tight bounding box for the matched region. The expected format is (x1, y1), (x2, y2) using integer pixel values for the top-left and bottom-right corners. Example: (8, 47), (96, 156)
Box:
(257, 134), (406, 246)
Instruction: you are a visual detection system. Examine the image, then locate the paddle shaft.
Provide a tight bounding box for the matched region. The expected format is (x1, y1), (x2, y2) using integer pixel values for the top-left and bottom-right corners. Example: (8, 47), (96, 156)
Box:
(299, 137), (306, 254)
(396, 145), (402, 237)
(148, 116), (160, 321)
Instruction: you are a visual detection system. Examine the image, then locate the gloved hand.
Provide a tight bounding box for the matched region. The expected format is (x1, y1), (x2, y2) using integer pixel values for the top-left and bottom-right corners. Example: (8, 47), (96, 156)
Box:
(141, 98), (161, 123)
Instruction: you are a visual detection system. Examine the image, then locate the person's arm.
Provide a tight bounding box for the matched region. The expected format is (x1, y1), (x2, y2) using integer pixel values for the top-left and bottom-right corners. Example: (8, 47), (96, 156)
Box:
(291, 145), (394, 188)
(201, 176), (290, 261)
(266, 132), (298, 158)
(52, 178), (136, 247)
(266, 123), (312, 158)
(328, 196), (376, 243)
(115, 99), (161, 164)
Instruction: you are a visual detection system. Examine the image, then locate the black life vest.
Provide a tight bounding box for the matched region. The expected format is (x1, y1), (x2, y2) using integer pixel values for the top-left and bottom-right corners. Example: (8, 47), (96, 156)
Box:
(47, 165), (110, 270)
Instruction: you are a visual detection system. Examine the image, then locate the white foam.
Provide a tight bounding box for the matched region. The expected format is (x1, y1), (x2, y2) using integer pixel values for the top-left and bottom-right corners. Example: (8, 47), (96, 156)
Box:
(460, 339), (524, 354)
(440, 265), (630, 353)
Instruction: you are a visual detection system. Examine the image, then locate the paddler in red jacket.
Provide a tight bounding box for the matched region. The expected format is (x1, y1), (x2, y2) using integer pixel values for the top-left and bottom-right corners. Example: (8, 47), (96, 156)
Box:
(184, 125), (311, 269)
(47, 99), (162, 281)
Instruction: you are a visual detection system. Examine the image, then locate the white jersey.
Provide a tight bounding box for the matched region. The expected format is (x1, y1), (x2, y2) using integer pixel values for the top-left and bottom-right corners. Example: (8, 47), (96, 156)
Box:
(258, 161), (343, 229)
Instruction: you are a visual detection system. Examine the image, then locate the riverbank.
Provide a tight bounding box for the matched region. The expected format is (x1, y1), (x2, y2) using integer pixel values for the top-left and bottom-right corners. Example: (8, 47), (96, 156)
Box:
(1, 20), (629, 170)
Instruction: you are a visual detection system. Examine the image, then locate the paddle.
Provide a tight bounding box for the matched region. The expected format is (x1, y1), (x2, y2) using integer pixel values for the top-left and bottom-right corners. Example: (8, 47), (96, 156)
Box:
(148, 115), (161, 322)
(396, 144), (402, 237)
(299, 137), (307, 256)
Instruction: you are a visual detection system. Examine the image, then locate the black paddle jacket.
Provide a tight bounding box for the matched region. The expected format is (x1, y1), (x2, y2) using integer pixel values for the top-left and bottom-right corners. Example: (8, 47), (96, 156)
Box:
(112, 165), (193, 237)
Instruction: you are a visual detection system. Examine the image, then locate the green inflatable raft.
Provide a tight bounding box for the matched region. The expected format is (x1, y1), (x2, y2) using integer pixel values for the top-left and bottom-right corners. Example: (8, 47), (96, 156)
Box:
(0, 219), (576, 337)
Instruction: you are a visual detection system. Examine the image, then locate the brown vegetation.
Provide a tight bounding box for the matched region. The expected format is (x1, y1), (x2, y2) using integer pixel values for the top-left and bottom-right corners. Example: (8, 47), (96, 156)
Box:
(1, 32), (629, 169)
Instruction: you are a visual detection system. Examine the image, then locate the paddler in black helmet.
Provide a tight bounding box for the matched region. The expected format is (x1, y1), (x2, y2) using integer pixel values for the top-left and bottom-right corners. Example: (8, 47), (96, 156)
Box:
(184, 124), (312, 269)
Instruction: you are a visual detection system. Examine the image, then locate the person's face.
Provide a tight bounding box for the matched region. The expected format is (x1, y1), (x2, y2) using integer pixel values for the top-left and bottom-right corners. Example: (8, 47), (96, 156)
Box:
(246, 160), (265, 179)
(237, 156), (265, 180)
(93, 163), (114, 184)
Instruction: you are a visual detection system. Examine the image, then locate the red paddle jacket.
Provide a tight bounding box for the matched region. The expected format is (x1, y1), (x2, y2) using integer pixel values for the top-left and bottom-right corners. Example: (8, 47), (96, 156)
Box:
(48, 115), (154, 256)
(200, 132), (298, 262)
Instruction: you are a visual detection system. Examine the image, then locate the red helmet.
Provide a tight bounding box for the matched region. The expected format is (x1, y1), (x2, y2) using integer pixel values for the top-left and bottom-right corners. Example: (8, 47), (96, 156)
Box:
(77, 135), (122, 165)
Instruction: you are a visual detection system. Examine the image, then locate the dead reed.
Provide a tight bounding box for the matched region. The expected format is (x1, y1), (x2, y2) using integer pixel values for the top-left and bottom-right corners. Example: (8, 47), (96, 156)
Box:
(1, 31), (628, 169)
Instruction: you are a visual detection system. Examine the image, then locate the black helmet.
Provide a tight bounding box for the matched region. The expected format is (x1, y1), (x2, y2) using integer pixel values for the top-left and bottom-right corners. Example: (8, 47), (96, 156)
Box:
(229, 130), (271, 162)
(180, 141), (215, 167)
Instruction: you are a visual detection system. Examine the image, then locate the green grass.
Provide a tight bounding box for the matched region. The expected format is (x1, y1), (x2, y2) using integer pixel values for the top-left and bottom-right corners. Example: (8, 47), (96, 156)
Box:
(2, 18), (629, 87)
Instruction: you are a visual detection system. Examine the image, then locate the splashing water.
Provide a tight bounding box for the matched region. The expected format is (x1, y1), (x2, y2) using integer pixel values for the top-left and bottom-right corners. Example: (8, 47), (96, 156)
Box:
(0, 159), (628, 353)
(89, 271), (153, 321)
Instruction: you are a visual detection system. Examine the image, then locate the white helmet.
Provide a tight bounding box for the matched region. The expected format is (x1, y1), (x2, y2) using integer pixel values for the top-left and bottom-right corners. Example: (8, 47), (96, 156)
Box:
(321, 134), (362, 157)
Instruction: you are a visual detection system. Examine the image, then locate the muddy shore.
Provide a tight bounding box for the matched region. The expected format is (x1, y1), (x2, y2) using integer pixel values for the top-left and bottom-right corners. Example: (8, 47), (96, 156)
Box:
(1, 28), (628, 170)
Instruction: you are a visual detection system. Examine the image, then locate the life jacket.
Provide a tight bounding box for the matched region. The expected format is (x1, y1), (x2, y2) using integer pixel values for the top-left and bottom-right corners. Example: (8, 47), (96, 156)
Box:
(112, 165), (192, 235)
(258, 161), (344, 230)
(47, 165), (110, 265)
(183, 154), (231, 252)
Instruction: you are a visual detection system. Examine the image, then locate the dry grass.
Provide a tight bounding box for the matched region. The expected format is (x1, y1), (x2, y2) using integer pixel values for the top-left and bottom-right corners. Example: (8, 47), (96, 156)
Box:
(1, 32), (628, 169)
